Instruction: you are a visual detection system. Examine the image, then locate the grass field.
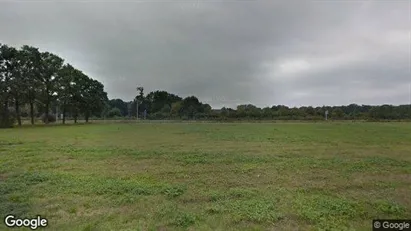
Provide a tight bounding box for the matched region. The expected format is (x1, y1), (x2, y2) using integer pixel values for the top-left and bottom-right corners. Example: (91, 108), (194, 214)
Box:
(1, 122), (411, 231)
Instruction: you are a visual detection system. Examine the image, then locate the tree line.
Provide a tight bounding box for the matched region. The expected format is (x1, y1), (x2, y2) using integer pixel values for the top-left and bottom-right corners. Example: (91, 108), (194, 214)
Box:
(2, 43), (411, 128)
(0, 43), (108, 127)
(107, 93), (411, 121)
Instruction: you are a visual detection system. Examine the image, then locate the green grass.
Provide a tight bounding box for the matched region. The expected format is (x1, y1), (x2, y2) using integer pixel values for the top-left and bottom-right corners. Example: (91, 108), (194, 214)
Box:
(1, 122), (411, 231)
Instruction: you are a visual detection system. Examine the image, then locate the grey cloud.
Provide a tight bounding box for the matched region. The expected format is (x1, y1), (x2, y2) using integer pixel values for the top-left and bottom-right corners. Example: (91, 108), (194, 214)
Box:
(1, 0), (409, 108)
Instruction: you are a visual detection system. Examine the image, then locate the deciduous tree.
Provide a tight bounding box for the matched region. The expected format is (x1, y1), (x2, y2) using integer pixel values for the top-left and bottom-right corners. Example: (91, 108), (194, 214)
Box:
(19, 45), (42, 125)
(38, 52), (64, 124)
(0, 44), (18, 127)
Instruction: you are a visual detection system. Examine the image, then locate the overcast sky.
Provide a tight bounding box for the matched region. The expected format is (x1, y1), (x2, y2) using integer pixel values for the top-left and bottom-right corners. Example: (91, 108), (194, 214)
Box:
(1, 0), (410, 108)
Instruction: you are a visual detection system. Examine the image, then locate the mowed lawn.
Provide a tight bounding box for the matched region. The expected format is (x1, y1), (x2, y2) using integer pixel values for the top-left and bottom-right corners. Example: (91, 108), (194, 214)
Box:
(1, 122), (411, 231)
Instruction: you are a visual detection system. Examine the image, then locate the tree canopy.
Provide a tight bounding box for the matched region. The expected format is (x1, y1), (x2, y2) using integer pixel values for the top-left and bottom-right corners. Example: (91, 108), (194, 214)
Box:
(0, 43), (108, 127)
(1, 42), (411, 128)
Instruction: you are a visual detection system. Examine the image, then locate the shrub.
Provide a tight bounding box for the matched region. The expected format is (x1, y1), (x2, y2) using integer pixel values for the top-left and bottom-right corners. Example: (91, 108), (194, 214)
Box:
(41, 113), (56, 123)
(0, 106), (15, 128)
(149, 112), (170, 120)
(107, 107), (122, 118)
(0, 115), (15, 128)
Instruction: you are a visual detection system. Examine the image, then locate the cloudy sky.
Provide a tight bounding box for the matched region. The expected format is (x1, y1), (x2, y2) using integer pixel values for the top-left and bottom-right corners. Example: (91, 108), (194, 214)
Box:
(1, 0), (410, 108)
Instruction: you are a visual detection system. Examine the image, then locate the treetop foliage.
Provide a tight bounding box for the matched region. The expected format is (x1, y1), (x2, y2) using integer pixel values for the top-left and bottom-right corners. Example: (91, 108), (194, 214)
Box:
(1, 42), (411, 128)
(0, 43), (108, 127)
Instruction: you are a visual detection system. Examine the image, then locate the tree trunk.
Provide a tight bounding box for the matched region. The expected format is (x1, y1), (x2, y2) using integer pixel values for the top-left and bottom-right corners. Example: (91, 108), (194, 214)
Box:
(62, 106), (66, 124)
(74, 115), (77, 124)
(44, 84), (50, 124)
(30, 101), (34, 125)
(85, 112), (89, 123)
(1, 100), (10, 128)
(45, 100), (49, 124)
(15, 98), (21, 126)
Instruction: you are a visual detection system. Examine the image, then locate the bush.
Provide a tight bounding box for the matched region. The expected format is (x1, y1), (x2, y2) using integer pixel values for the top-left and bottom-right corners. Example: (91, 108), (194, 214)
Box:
(40, 113), (56, 123)
(107, 107), (122, 118)
(0, 114), (15, 128)
(20, 111), (29, 117)
(0, 106), (15, 128)
(148, 112), (170, 120)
